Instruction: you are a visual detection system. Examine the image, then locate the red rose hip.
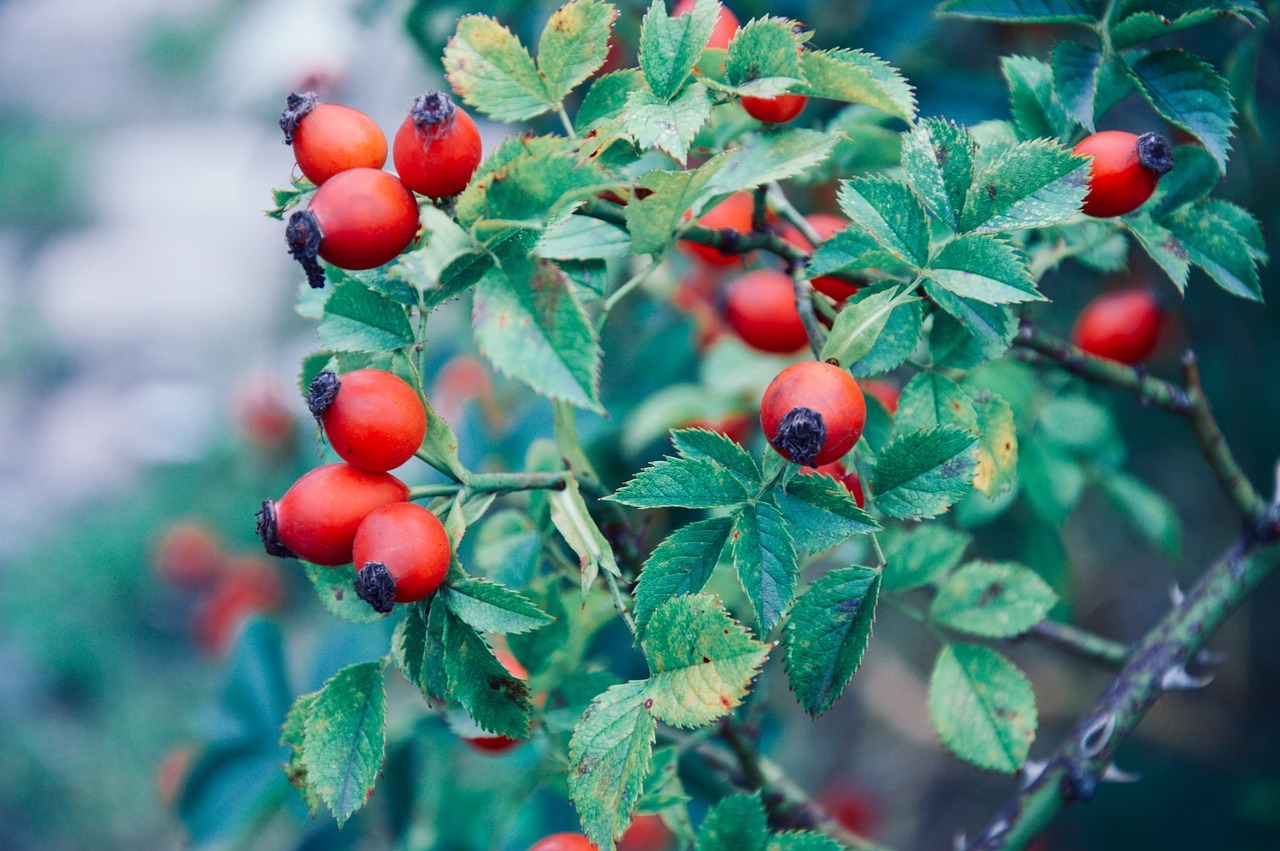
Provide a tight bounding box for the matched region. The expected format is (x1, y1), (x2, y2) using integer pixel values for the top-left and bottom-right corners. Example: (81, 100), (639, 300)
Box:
(761, 362), (866, 467)
(777, 213), (861, 301)
(352, 502), (451, 613)
(308, 368), (427, 472)
(681, 191), (754, 266)
(1073, 131), (1173, 218)
(286, 167), (420, 288)
(257, 463), (409, 566)
(393, 90), (483, 199)
(742, 93), (808, 124)
(1072, 288), (1163, 364)
(279, 92), (388, 185)
(723, 268), (809, 354)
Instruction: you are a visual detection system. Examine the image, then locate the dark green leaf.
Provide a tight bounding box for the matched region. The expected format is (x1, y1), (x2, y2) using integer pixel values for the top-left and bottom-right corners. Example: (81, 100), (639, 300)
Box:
(798, 49), (917, 122)
(731, 501), (799, 633)
(959, 138), (1089, 234)
(696, 792), (768, 851)
(304, 562), (383, 623)
(280, 692), (320, 816)
(894, 372), (979, 436)
(392, 601), (449, 703)
(926, 234), (1041, 304)
(784, 566), (880, 717)
(776, 473), (881, 553)
(899, 118), (975, 231)
(440, 576), (554, 635)
(672, 427), (761, 487)
(610, 456), (751, 508)
(318, 277), (415, 353)
(1002, 55), (1071, 141)
(820, 287), (920, 367)
(837, 176), (931, 267)
(1165, 198), (1263, 300)
(1052, 41), (1103, 129)
(871, 425), (978, 520)
(442, 607), (532, 739)
(936, 0), (1095, 23)
(849, 296), (924, 377)
(1148, 144), (1220, 220)
(1099, 470), (1182, 560)
(302, 662), (386, 826)
(1126, 48), (1235, 171)
(579, 70), (645, 131)
(634, 517), (734, 634)
(723, 17), (806, 98)
(639, 0), (718, 101)
(568, 680), (656, 851)
(702, 130), (839, 199)
(1125, 214), (1191, 291)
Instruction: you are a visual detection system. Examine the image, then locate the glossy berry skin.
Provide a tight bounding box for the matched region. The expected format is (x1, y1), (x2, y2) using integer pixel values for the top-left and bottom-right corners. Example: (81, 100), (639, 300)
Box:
(778, 213), (859, 301)
(393, 91), (483, 199)
(529, 834), (598, 851)
(465, 649), (528, 753)
(287, 167), (420, 288)
(674, 0), (740, 50)
(742, 93), (808, 124)
(352, 502), (450, 613)
(1072, 288), (1163, 364)
(309, 369), (427, 472)
(258, 463), (409, 567)
(1073, 131), (1173, 218)
(723, 269), (809, 354)
(804, 462), (866, 509)
(681, 192), (754, 266)
(280, 93), (388, 185)
(761, 362), (866, 467)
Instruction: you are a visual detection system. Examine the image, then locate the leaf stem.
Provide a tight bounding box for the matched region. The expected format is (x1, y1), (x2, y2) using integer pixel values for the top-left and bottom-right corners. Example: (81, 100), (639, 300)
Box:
(557, 104), (577, 138)
(408, 471), (570, 501)
(604, 571), (638, 638)
(1025, 619), (1129, 668)
(603, 258), (661, 313)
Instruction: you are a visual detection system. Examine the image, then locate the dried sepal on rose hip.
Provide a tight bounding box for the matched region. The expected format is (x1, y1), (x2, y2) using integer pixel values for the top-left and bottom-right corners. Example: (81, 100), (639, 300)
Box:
(308, 369), (427, 472)
(761, 361), (866, 467)
(256, 463), (409, 567)
(392, 90), (483, 199)
(1073, 131), (1173, 218)
(351, 502), (450, 614)
(285, 167), (420, 288)
(278, 91), (388, 185)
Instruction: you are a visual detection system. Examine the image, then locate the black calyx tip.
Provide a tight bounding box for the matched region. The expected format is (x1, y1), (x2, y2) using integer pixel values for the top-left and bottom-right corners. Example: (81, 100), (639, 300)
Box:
(307, 370), (340, 421)
(409, 91), (456, 134)
(1136, 133), (1173, 177)
(774, 406), (827, 467)
(256, 499), (297, 559)
(717, 228), (741, 256)
(355, 562), (397, 614)
(279, 91), (318, 145)
(285, 209), (327, 288)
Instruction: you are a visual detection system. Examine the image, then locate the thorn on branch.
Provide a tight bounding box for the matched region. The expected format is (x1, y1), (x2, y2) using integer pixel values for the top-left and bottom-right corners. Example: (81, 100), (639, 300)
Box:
(1101, 762), (1141, 784)
(1160, 665), (1214, 691)
(1170, 583), (1186, 606)
(1021, 759), (1049, 790)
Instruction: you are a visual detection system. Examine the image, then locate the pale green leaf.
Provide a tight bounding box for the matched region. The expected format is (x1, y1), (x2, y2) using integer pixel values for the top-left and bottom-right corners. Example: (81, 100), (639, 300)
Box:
(929, 643), (1037, 773)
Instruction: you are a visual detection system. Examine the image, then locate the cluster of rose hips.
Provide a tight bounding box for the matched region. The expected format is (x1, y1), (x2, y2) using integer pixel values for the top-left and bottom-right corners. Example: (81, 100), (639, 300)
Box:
(152, 521), (284, 656)
(279, 88), (482, 287)
(256, 368), (451, 615)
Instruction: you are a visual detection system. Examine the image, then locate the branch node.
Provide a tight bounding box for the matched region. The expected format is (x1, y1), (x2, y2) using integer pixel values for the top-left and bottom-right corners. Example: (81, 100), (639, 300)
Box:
(1060, 765), (1098, 803)
(1079, 712), (1116, 758)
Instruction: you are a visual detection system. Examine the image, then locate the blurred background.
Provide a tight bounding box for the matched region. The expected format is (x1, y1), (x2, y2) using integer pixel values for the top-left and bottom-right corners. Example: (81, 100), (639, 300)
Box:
(1, 0), (1278, 849)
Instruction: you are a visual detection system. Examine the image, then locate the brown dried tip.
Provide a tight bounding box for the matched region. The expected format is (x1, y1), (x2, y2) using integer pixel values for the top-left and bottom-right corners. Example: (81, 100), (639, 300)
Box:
(355, 561), (397, 614)
(1136, 133), (1174, 177)
(307, 370), (340, 422)
(774, 406), (827, 467)
(286, 209), (326, 289)
(279, 91), (319, 145)
(256, 499), (297, 559)
(409, 91), (457, 138)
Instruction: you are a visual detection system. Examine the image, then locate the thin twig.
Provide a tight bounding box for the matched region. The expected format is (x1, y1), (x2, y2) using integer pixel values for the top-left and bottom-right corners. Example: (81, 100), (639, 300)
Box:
(791, 262), (827, 359)
(1025, 620), (1128, 669)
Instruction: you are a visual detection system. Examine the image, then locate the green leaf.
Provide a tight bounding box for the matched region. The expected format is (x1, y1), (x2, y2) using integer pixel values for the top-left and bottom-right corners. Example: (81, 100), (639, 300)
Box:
(634, 517), (734, 634)
(1002, 55), (1071, 141)
(624, 83), (713, 164)
(1052, 41), (1103, 129)
(894, 372), (979, 436)
(641, 594), (771, 727)
(696, 793), (768, 851)
(882, 523), (972, 592)
(807, 228), (892, 277)
(639, 0), (718, 101)
(723, 17), (806, 98)
(537, 0), (619, 104)
(784, 566), (880, 717)
(439, 576), (554, 635)
(731, 501), (799, 634)
(766, 833), (846, 851)
(280, 692), (320, 816)
(610, 456), (751, 509)
(392, 601), (449, 703)
(959, 138), (1089, 234)
(1020, 438), (1085, 524)
(579, 69), (646, 132)
(636, 747), (693, 816)
(1165, 198), (1264, 300)
(837, 176), (931, 267)
(820, 286), (920, 367)
(318, 276), (415, 353)
(927, 282), (1018, 364)
(927, 234), (1042, 304)
(969, 389), (1019, 498)
(798, 49), (917, 122)
(1099, 470), (1182, 560)
(936, 0), (1095, 23)
(442, 606), (532, 739)
(302, 662), (386, 826)
(472, 257), (604, 410)
(539, 214), (631, 260)
(899, 118), (975, 231)
(672, 427), (761, 487)
(569, 680), (657, 851)
(775, 474), (881, 553)
(703, 129), (839, 199)
(303, 562), (383, 623)
(1125, 214), (1191, 291)
(1126, 48), (1235, 172)
(1147, 144), (1220, 220)
(930, 561), (1057, 637)
(871, 425), (978, 520)
(929, 643), (1037, 773)
(850, 296), (924, 377)
(1112, 1), (1265, 50)
(626, 157), (729, 255)
(479, 149), (607, 228)
(550, 475), (621, 596)
(444, 15), (554, 121)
